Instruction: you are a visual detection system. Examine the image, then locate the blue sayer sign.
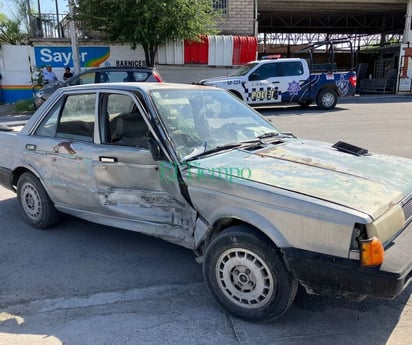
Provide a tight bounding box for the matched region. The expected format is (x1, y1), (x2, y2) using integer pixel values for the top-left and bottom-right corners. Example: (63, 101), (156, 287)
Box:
(34, 46), (111, 68)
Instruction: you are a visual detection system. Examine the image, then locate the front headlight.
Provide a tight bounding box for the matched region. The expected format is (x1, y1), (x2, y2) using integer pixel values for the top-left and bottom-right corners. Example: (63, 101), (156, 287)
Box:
(350, 205), (405, 267)
(366, 204), (405, 244)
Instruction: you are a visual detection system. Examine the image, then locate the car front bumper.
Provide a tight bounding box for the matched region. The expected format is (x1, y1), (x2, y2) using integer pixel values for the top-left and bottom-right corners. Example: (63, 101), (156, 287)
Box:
(0, 167), (13, 191)
(283, 221), (412, 300)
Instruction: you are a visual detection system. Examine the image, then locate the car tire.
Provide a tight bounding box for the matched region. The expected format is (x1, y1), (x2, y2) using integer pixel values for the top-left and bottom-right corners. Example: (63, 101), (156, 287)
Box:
(203, 225), (298, 322)
(316, 89), (338, 109)
(17, 172), (60, 229)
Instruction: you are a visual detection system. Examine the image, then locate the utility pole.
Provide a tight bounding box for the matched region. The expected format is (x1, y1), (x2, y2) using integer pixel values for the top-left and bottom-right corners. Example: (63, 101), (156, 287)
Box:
(55, 0), (61, 38)
(25, 0), (31, 38)
(36, 0), (42, 37)
(403, 0), (412, 45)
(69, 0), (80, 74)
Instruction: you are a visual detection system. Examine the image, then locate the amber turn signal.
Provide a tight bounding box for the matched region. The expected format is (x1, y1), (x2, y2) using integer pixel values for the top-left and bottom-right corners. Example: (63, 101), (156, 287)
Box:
(360, 237), (384, 267)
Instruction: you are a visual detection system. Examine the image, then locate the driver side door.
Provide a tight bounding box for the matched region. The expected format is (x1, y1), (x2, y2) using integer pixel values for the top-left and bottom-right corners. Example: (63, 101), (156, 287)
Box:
(92, 91), (197, 247)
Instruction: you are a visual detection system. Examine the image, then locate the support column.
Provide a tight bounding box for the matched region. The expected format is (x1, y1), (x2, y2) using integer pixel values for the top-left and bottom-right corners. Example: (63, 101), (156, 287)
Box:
(403, 0), (412, 44)
(399, 0), (412, 92)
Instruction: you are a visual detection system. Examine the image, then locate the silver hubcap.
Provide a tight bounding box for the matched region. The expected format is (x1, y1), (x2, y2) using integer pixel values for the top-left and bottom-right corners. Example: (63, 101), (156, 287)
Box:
(322, 93), (335, 107)
(216, 248), (275, 309)
(21, 183), (42, 221)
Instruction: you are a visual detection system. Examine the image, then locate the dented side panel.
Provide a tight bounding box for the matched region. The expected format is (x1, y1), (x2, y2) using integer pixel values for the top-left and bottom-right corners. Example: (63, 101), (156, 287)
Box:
(20, 135), (197, 248)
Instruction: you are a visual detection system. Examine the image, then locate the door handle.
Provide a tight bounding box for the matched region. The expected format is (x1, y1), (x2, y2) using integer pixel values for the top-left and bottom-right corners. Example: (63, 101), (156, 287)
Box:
(99, 156), (118, 163)
(25, 144), (36, 150)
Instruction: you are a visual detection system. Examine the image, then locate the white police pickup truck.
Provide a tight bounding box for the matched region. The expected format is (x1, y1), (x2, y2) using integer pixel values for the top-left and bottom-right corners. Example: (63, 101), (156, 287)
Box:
(199, 57), (357, 110)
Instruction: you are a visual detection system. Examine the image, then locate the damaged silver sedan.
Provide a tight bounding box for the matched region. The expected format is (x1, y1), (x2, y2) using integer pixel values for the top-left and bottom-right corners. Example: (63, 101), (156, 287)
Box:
(1, 82), (412, 322)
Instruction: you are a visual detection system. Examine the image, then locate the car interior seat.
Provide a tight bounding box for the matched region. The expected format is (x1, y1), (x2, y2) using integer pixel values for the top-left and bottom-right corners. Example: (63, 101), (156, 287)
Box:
(113, 113), (150, 147)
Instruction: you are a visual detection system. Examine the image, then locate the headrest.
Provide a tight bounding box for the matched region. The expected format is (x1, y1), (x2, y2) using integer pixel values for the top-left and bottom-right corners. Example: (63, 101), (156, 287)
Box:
(116, 113), (147, 137)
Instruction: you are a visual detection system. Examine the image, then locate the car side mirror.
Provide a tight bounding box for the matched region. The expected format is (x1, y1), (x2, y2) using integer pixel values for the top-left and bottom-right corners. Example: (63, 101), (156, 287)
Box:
(148, 138), (163, 161)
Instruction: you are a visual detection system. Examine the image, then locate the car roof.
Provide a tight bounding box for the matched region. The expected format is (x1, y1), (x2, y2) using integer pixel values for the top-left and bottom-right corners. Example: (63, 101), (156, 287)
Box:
(58, 82), (219, 93)
(248, 58), (303, 64)
(60, 66), (160, 86)
(75, 66), (156, 72)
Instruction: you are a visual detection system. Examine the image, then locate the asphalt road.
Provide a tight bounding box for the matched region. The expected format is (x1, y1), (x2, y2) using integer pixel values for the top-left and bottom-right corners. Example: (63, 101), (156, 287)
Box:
(1, 94), (412, 345)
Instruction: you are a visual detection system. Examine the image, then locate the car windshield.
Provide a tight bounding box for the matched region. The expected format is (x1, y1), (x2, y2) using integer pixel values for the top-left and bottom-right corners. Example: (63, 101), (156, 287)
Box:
(229, 62), (259, 76)
(149, 88), (278, 161)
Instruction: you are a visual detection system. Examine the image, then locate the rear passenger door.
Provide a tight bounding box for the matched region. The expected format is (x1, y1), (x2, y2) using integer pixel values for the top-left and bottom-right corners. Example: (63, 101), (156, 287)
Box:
(275, 61), (306, 102)
(28, 93), (99, 209)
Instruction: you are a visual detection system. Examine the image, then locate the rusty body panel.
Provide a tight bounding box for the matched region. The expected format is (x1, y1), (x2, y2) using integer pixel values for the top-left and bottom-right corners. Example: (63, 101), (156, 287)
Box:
(182, 137), (412, 257)
(188, 139), (412, 219)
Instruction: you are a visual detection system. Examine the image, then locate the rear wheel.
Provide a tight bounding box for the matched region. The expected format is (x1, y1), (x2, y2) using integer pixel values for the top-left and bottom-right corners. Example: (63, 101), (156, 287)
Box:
(316, 89), (338, 109)
(17, 172), (60, 229)
(203, 225), (298, 322)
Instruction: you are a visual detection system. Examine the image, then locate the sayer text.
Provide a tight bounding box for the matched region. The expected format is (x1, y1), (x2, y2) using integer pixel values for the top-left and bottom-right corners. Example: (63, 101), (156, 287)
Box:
(38, 48), (89, 66)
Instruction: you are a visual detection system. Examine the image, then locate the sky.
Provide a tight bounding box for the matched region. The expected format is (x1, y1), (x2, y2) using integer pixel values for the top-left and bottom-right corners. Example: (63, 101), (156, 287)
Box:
(0, 0), (69, 17)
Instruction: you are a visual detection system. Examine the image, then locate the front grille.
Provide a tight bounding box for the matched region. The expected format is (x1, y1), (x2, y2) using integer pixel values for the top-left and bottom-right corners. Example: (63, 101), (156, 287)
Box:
(401, 194), (412, 223)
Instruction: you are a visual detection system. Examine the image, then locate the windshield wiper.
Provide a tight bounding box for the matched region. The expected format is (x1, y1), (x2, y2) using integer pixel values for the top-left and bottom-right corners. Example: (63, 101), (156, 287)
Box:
(185, 143), (241, 161)
(184, 139), (261, 161)
(258, 131), (296, 140)
(257, 132), (280, 139)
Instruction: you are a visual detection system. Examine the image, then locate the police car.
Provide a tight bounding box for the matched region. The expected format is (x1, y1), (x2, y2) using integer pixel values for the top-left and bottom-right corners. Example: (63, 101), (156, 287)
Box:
(199, 57), (357, 110)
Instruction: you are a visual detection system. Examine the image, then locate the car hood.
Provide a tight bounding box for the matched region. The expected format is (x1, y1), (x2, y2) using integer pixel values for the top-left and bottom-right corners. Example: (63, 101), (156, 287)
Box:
(200, 76), (237, 85)
(186, 138), (412, 219)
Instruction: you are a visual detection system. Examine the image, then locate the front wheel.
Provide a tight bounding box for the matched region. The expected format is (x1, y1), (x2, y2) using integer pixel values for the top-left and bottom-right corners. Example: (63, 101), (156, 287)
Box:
(203, 225), (298, 322)
(316, 89), (338, 110)
(17, 172), (60, 229)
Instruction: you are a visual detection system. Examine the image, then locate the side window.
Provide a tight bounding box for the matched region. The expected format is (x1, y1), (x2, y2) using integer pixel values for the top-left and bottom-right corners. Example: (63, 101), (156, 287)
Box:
(279, 62), (304, 76)
(56, 94), (96, 142)
(99, 72), (110, 83)
(103, 93), (149, 148)
(68, 72), (96, 86)
(249, 63), (276, 81)
(34, 98), (64, 137)
(105, 72), (126, 82)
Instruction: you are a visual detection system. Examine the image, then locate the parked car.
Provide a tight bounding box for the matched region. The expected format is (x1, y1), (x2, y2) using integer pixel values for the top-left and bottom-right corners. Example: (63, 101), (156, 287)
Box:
(1, 82), (412, 322)
(34, 66), (163, 108)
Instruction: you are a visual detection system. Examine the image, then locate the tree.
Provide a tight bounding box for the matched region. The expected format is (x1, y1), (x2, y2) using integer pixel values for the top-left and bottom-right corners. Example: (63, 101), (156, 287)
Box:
(0, 13), (27, 45)
(0, 0), (31, 45)
(75, 0), (221, 66)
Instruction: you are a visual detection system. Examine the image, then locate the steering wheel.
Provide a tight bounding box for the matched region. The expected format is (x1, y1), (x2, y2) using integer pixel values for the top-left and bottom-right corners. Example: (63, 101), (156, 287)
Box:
(173, 133), (201, 147)
(215, 122), (246, 137)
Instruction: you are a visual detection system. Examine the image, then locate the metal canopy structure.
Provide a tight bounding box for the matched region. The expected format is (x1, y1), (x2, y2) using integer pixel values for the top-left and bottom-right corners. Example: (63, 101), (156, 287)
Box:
(257, 0), (408, 37)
